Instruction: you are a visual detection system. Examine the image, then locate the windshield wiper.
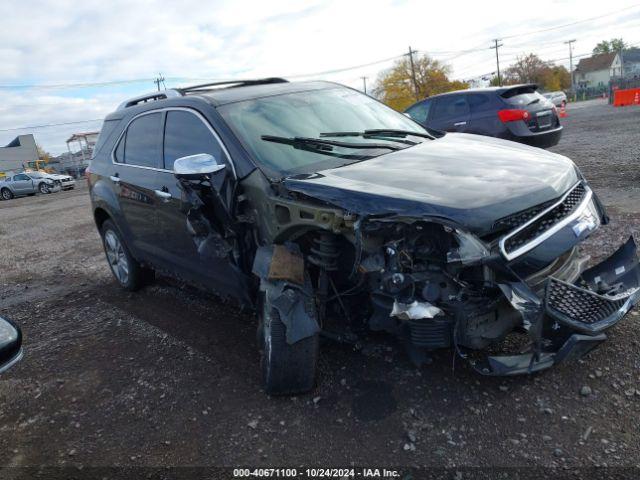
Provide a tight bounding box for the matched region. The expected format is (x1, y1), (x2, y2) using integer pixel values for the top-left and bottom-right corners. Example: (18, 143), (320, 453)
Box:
(261, 135), (403, 151)
(527, 98), (540, 106)
(320, 129), (435, 140)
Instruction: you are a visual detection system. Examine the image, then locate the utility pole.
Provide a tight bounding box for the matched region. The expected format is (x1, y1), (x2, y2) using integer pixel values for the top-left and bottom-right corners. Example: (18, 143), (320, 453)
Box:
(564, 39), (576, 95)
(407, 46), (419, 100)
(619, 46), (624, 78)
(154, 73), (165, 91)
(361, 76), (368, 94)
(490, 39), (503, 86)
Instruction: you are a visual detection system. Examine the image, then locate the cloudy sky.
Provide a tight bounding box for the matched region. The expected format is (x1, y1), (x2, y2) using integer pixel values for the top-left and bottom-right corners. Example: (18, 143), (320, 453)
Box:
(1, 0), (638, 155)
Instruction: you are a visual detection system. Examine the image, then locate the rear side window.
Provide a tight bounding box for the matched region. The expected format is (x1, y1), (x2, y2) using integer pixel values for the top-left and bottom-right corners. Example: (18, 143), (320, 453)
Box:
(405, 100), (431, 124)
(468, 94), (492, 112)
(163, 111), (226, 170)
(121, 113), (162, 168)
(431, 95), (470, 120)
(93, 119), (120, 158)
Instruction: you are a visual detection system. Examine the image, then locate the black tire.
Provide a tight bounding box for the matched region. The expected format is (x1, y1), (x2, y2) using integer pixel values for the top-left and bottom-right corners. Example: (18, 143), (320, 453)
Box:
(259, 294), (319, 395)
(38, 182), (50, 194)
(1, 188), (13, 200)
(100, 220), (154, 291)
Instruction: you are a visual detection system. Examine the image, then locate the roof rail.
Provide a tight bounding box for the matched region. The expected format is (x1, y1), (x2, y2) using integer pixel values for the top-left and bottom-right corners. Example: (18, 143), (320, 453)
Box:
(117, 89), (182, 110)
(177, 78), (288, 94)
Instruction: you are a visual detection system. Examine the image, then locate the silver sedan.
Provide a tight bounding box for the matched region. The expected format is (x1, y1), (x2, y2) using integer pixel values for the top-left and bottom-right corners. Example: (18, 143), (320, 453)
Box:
(0, 172), (61, 200)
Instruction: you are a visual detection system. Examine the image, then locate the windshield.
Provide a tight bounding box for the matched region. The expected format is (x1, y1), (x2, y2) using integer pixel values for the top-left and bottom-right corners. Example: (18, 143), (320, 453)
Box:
(218, 87), (427, 176)
(28, 173), (44, 179)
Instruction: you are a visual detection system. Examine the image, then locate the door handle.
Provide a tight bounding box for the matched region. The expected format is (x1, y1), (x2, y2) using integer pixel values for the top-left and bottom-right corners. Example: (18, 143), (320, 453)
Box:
(110, 175), (121, 183)
(454, 121), (467, 126)
(154, 189), (172, 201)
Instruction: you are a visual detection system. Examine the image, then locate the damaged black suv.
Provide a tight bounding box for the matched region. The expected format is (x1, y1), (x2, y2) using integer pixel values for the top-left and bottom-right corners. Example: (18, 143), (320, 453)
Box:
(88, 78), (640, 394)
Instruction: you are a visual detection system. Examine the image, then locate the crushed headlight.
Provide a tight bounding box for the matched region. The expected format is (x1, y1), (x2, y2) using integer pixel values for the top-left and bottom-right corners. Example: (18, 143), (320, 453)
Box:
(446, 228), (490, 265)
(572, 199), (601, 238)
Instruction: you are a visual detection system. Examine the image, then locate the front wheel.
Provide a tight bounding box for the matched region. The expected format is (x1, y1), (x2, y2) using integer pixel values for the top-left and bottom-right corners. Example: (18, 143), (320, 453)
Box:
(38, 182), (50, 194)
(100, 220), (154, 291)
(259, 294), (319, 395)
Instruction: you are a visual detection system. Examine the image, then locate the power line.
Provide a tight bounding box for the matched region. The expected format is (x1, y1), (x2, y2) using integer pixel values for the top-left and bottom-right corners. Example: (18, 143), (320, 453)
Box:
(501, 3), (640, 39)
(0, 119), (103, 133)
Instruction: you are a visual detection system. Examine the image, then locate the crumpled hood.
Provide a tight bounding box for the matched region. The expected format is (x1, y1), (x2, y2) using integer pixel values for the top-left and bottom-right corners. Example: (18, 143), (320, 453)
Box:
(284, 133), (579, 235)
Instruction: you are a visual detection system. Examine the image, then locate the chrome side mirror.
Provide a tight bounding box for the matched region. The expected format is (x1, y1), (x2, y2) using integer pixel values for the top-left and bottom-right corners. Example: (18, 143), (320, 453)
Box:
(0, 316), (22, 373)
(173, 154), (226, 179)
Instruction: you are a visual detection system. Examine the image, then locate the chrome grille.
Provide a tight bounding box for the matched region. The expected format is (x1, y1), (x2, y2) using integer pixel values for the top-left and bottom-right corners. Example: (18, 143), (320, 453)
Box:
(492, 199), (556, 233)
(503, 184), (587, 255)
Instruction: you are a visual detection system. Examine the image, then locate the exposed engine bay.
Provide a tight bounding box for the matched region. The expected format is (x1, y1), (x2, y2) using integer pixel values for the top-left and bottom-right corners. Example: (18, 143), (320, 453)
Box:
(179, 172), (640, 378)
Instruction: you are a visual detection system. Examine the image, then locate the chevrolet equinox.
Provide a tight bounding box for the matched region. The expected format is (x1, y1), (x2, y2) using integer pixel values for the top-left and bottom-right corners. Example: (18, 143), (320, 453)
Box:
(88, 79), (639, 395)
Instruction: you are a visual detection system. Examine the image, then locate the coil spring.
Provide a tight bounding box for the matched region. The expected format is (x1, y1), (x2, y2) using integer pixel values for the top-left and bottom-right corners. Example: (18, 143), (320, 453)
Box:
(308, 232), (340, 271)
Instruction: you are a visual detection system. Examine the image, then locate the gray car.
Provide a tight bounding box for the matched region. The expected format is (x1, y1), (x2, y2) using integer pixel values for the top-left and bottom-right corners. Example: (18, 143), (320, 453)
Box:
(0, 172), (61, 200)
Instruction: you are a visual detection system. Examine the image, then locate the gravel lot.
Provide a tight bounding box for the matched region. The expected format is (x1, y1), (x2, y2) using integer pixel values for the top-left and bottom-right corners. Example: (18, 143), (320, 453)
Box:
(1, 99), (639, 476)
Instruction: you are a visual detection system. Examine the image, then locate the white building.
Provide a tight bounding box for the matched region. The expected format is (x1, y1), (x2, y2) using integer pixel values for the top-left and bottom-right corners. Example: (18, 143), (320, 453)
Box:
(574, 52), (617, 89)
(575, 49), (640, 90)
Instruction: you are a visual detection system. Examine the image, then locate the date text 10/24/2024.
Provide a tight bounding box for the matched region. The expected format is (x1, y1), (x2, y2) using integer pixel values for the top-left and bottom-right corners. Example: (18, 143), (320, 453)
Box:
(233, 468), (401, 478)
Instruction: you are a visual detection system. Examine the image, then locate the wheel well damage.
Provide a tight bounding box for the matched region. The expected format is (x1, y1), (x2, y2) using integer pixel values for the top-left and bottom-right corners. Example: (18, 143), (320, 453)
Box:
(252, 244), (320, 345)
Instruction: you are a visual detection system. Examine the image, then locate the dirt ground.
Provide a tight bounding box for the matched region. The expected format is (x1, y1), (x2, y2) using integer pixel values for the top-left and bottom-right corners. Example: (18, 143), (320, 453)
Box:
(1, 99), (639, 477)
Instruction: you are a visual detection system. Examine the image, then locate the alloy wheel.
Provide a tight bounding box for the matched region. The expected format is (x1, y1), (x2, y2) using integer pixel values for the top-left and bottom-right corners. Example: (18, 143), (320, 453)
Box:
(104, 230), (129, 285)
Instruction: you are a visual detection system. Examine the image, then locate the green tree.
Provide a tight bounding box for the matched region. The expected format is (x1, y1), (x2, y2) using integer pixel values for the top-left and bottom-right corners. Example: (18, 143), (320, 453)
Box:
(593, 38), (627, 54)
(373, 54), (467, 111)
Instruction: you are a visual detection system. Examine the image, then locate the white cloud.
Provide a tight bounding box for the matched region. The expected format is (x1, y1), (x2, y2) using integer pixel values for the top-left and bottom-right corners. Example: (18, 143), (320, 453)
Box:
(0, 0), (639, 153)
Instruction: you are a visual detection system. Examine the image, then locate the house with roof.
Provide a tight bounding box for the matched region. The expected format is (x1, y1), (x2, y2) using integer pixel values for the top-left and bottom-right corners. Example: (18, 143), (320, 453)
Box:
(621, 48), (640, 78)
(574, 52), (617, 89)
(575, 49), (640, 90)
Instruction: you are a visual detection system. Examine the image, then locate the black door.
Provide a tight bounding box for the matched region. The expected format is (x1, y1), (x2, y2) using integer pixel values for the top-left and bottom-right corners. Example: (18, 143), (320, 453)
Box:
(112, 112), (163, 258)
(156, 109), (244, 296)
(467, 93), (500, 136)
(429, 95), (471, 132)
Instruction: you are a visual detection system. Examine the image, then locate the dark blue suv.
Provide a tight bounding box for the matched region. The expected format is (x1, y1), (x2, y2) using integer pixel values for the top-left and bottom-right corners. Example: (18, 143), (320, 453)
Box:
(404, 84), (562, 148)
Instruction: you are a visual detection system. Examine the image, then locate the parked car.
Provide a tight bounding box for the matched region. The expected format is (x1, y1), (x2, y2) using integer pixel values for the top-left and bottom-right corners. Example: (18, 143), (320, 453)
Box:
(41, 172), (76, 190)
(0, 316), (22, 374)
(0, 172), (61, 200)
(89, 79), (639, 394)
(543, 91), (568, 107)
(404, 84), (562, 148)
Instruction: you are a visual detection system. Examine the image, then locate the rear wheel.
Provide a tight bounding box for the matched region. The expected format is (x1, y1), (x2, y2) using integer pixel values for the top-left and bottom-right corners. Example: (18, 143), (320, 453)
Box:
(100, 220), (154, 291)
(38, 182), (50, 194)
(1, 188), (13, 200)
(259, 294), (319, 395)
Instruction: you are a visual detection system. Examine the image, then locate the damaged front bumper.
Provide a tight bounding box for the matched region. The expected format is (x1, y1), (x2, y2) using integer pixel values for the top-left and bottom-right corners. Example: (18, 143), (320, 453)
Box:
(468, 236), (640, 375)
